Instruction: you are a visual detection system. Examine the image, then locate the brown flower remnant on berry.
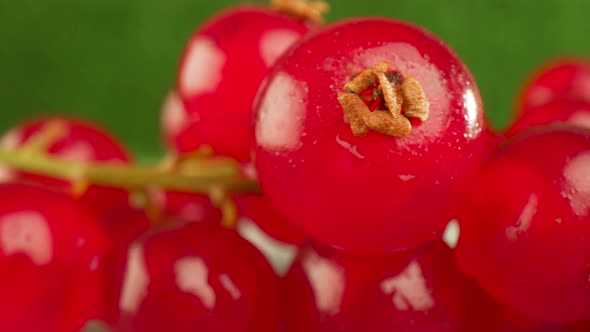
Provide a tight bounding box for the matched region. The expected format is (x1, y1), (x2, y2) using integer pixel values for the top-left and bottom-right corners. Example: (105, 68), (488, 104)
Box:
(337, 61), (430, 138)
(271, 0), (330, 24)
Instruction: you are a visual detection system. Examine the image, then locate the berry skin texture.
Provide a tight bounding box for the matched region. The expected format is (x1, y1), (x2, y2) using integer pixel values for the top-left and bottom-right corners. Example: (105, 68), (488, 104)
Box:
(176, 6), (311, 163)
(116, 222), (280, 332)
(456, 126), (590, 323)
(0, 183), (107, 332)
(97, 207), (151, 325)
(254, 18), (487, 253)
(281, 240), (495, 332)
(517, 58), (590, 115)
(235, 194), (306, 246)
(0, 116), (132, 212)
(150, 188), (222, 224)
(506, 99), (590, 137)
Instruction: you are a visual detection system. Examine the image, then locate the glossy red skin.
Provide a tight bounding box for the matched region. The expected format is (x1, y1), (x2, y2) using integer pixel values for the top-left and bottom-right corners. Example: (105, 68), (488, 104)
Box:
(235, 194), (306, 245)
(518, 58), (590, 115)
(116, 222), (280, 332)
(254, 18), (487, 253)
(176, 6), (311, 163)
(456, 126), (590, 323)
(0, 183), (107, 332)
(495, 309), (590, 332)
(151, 189), (222, 224)
(0, 116), (132, 212)
(281, 240), (495, 332)
(98, 207), (151, 324)
(151, 189), (306, 245)
(483, 127), (503, 162)
(507, 99), (590, 137)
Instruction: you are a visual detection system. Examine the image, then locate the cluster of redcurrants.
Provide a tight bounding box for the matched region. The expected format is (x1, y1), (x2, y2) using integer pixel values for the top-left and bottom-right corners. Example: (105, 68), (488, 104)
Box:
(0, 0), (589, 331)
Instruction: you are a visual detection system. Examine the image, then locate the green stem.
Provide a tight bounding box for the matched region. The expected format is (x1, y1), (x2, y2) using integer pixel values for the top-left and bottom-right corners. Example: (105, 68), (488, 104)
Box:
(0, 148), (260, 194)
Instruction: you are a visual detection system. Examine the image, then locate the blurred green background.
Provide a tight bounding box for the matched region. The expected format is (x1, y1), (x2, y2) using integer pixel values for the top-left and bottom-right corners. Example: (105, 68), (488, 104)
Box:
(1, 0), (589, 160)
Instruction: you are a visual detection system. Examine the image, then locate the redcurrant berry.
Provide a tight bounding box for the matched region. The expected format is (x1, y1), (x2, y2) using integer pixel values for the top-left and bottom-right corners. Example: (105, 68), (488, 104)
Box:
(175, 5), (313, 163)
(150, 188), (222, 224)
(517, 57), (590, 114)
(0, 116), (132, 212)
(456, 126), (590, 323)
(98, 207), (151, 324)
(0, 183), (107, 332)
(116, 222), (279, 332)
(281, 240), (495, 331)
(235, 194), (306, 246)
(506, 99), (590, 137)
(254, 18), (487, 252)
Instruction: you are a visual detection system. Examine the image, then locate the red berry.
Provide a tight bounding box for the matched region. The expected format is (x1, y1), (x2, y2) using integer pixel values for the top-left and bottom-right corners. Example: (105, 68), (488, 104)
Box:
(496, 307), (590, 332)
(0, 183), (107, 332)
(456, 126), (590, 323)
(150, 188), (222, 224)
(175, 6), (312, 163)
(235, 194), (306, 246)
(97, 207), (151, 324)
(281, 240), (495, 332)
(517, 58), (590, 114)
(116, 222), (279, 332)
(254, 18), (487, 252)
(0, 116), (132, 212)
(507, 99), (590, 137)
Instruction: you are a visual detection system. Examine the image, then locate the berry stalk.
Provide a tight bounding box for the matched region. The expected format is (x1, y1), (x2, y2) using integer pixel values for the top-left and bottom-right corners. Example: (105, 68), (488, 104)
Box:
(0, 147), (260, 194)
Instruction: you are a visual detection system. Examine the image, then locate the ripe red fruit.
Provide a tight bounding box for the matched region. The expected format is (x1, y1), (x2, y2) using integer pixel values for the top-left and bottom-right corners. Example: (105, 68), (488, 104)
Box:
(235, 194), (306, 246)
(97, 207), (151, 324)
(254, 18), (487, 252)
(150, 188), (222, 224)
(175, 5), (313, 163)
(281, 240), (495, 332)
(0, 116), (132, 212)
(0, 183), (107, 332)
(456, 126), (590, 323)
(506, 99), (590, 137)
(517, 58), (590, 115)
(116, 222), (280, 332)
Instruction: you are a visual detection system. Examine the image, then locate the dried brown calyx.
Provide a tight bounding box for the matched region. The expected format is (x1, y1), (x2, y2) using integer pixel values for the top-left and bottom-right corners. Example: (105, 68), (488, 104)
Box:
(337, 61), (430, 137)
(270, 0), (330, 24)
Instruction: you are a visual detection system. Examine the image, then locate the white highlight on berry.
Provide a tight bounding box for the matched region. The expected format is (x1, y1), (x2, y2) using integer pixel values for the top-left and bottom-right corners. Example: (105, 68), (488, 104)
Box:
(398, 174), (416, 182)
(256, 72), (307, 151)
(174, 256), (216, 310)
(335, 134), (365, 159)
(0, 166), (15, 183)
(119, 243), (150, 314)
(180, 37), (226, 97)
(563, 152), (590, 217)
(178, 203), (207, 222)
(442, 219), (460, 249)
(76, 236), (87, 248)
(0, 129), (22, 182)
(380, 260), (434, 312)
(237, 217), (297, 277)
(506, 193), (538, 241)
(303, 249), (345, 316)
(58, 141), (96, 162)
(219, 273), (242, 300)
(570, 111), (590, 129)
(0, 128), (23, 149)
(89, 255), (100, 272)
(463, 88), (483, 138)
(259, 29), (301, 67)
(528, 86), (554, 108)
(0, 211), (53, 266)
(161, 90), (190, 139)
